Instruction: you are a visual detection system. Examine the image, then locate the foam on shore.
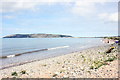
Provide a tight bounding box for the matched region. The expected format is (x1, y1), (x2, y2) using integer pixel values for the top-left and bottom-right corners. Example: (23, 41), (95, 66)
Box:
(0, 46), (69, 59)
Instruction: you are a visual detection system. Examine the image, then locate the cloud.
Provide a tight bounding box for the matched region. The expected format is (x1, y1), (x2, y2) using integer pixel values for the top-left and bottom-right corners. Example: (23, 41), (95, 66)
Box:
(70, 0), (119, 16)
(98, 12), (118, 22)
(70, 1), (96, 16)
(0, 0), (118, 13)
(3, 15), (14, 19)
(0, 0), (74, 13)
(79, 0), (118, 3)
(0, 0), (41, 13)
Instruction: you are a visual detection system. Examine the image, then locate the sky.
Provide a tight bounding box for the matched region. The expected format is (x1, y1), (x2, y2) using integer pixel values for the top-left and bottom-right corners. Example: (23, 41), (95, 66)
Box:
(0, 0), (119, 37)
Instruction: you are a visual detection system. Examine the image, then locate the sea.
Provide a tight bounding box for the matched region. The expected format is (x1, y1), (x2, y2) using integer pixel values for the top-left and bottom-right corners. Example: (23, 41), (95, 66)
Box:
(0, 38), (105, 69)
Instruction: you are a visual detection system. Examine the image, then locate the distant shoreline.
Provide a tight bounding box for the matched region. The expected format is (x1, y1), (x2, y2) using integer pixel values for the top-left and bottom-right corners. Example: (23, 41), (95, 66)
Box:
(3, 33), (119, 38)
(0, 44), (107, 70)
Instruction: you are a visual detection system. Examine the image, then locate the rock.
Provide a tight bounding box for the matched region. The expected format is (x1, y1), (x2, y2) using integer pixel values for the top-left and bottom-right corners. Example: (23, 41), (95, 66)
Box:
(105, 47), (114, 53)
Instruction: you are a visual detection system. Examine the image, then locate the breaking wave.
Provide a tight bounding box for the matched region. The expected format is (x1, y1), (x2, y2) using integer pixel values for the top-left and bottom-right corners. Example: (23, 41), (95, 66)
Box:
(0, 46), (69, 59)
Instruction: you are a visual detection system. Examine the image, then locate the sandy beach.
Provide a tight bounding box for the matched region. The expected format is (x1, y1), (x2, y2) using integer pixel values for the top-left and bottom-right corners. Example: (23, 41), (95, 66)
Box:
(0, 44), (119, 79)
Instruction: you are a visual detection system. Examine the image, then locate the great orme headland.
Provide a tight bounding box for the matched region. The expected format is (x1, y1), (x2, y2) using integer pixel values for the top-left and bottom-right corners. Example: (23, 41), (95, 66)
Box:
(3, 34), (73, 38)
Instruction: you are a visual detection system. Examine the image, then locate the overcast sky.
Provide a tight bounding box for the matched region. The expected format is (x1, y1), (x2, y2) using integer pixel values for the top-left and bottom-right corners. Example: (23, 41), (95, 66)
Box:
(0, 0), (119, 37)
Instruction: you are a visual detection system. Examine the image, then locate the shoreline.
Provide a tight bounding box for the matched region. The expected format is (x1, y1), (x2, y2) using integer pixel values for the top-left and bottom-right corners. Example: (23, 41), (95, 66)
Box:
(0, 43), (119, 78)
(1, 44), (108, 70)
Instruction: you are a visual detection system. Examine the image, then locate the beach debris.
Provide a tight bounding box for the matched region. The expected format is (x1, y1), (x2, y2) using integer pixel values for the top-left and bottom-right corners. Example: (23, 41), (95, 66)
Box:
(83, 58), (86, 62)
(42, 64), (47, 66)
(81, 55), (85, 58)
(11, 72), (18, 76)
(90, 66), (94, 69)
(87, 71), (91, 74)
(68, 61), (70, 63)
(98, 52), (104, 55)
(57, 62), (60, 64)
(81, 68), (84, 71)
(105, 47), (114, 53)
(60, 69), (65, 73)
(20, 70), (26, 74)
(52, 72), (60, 78)
(52, 74), (58, 77)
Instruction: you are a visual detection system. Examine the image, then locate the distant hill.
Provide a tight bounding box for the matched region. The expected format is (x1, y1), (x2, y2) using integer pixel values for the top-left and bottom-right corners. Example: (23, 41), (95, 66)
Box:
(3, 34), (73, 38)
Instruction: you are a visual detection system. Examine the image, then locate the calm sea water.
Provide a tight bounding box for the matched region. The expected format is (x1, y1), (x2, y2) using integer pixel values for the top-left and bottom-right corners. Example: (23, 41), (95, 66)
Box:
(1, 38), (105, 68)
